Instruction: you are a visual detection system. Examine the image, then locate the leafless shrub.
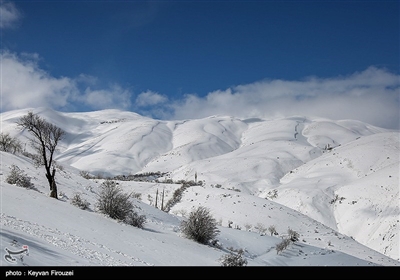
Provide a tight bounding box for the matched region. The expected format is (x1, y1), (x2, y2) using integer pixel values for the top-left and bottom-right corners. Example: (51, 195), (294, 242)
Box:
(96, 180), (133, 220)
(288, 228), (300, 242)
(71, 193), (90, 210)
(276, 238), (291, 254)
(244, 223), (252, 231)
(254, 223), (267, 235)
(6, 164), (34, 189)
(219, 248), (248, 266)
(268, 225), (278, 236)
(0, 132), (22, 154)
(96, 180), (146, 228)
(180, 206), (219, 244)
(124, 211), (146, 229)
(79, 170), (93, 179)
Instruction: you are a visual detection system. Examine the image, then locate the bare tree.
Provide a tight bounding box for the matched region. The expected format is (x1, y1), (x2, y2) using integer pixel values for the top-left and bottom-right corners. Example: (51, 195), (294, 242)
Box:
(17, 112), (65, 199)
(0, 132), (22, 154)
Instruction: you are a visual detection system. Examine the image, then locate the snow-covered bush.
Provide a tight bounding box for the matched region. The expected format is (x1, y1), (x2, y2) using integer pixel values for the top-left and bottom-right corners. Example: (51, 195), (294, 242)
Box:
(275, 228), (300, 254)
(288, 228), (300, 242)
(71, 193), (90, 210)
(180, 206), (219, 245)
(6, 164), (34, 189)
(131, 192), (142, 200)
(96, 180), (146, 228)
(96, 180), (133, 220)
(254, 222), (267, 235)
(0, 132), (22, 154)
(268, 225), (278, 236)
(124, 211), (146, 229)
(219, 249), (248, 266)
(275, 238), (291, 254)
(244, 223), (252, 231)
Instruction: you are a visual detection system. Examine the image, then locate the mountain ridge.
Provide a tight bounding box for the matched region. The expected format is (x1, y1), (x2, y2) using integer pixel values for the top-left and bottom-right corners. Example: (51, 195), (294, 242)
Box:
(1, 107), (398, 264)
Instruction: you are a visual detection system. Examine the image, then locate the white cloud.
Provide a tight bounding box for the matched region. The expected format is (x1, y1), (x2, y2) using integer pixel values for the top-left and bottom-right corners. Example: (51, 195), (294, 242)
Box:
(168, 67), (400, 129)
(1, 50), (398, 129)
(135, 90), (168, 107)
(80, 85), (132, 110)
(0, 51), (133, 112)
(0, 51), (77, 110)
(0, 1), (22, 29)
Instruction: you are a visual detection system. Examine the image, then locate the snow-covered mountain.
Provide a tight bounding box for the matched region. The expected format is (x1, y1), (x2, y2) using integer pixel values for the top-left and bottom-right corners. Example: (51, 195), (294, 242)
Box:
(1, 107), (399, 267)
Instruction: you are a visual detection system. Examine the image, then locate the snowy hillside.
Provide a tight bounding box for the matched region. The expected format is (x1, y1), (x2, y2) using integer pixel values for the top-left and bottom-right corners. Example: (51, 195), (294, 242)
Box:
(0, 107), (399, 267)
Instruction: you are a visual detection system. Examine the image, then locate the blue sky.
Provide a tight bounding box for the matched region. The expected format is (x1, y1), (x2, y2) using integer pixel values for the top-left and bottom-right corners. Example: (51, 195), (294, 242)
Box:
(1, 0), (399, 129)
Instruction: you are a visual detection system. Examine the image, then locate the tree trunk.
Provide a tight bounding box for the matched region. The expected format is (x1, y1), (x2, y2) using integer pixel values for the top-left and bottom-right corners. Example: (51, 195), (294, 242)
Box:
(48, 168), (58, 199)
(161, 188), (164, 211)
(49, 180), (58, 199)
(45, 166), (56, 191)
(155, 189), (158, 209)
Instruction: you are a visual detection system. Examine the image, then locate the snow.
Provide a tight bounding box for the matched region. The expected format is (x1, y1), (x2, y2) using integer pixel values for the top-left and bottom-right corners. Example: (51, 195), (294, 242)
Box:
(1, 107), (399, 269)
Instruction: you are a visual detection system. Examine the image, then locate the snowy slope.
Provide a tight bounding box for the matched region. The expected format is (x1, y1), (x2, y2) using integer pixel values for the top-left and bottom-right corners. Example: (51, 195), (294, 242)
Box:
(0, 152), (396, 267)
(276, 132), (399, 260)
(0, 107), (399, 266)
